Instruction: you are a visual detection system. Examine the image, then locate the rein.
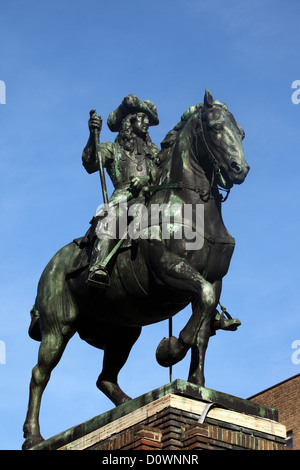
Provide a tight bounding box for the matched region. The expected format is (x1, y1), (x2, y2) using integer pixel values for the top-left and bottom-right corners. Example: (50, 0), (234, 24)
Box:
(198, 112), (221, 178)
(198, 111), (230, 202)
(149, 181), (230, 203)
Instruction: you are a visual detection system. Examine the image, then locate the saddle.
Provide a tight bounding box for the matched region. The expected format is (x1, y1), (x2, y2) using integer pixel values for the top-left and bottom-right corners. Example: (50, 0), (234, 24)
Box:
(68, 220), (134, 276)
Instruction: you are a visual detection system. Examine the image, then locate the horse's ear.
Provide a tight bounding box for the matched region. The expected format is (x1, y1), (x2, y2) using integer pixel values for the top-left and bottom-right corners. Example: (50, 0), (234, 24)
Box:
(204, 89), (214, 108)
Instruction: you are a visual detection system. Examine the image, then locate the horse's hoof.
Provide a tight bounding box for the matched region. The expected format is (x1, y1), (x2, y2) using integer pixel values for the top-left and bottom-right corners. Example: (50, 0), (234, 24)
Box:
(188, 374), (205, 387)
(156, 336), (189, 367)
(22, 435), (44, 450)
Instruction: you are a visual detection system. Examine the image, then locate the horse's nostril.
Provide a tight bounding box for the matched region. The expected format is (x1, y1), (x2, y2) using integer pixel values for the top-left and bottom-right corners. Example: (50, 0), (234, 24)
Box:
(231, 161), (241, 172)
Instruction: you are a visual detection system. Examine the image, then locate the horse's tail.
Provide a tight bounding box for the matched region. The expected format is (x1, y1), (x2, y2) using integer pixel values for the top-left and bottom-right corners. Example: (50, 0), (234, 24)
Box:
(28, 301), (41, 342)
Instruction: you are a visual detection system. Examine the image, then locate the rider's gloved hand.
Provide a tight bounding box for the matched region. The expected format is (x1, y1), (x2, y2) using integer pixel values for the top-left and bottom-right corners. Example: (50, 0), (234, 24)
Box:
(88, 110), (102, 134)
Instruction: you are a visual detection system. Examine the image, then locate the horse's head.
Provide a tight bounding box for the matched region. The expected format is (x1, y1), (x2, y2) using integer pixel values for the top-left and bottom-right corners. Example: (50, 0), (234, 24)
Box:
(198, 90), (250, 190)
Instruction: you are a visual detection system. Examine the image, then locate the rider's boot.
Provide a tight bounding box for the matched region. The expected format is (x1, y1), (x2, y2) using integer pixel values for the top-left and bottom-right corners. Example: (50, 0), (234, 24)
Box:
(88, 265), (110, 288)
(87, 238), (114, 288)
(213, 311), (241, 333)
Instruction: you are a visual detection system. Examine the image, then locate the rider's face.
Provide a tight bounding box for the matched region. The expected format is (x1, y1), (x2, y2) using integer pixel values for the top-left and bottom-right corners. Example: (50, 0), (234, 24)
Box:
(132, 113), (150, 137)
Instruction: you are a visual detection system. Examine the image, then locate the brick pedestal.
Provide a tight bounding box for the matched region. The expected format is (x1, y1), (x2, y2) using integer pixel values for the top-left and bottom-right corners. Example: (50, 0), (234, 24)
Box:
(30, 380), (287, 451)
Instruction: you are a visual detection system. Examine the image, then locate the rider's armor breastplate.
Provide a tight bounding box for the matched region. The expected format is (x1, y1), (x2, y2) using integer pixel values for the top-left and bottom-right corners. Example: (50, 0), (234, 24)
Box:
(107, 141), (155, 189)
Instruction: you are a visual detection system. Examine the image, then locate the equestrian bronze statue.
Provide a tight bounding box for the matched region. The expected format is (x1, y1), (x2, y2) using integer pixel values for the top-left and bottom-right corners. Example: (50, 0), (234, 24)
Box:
(23, 90), (249, 449)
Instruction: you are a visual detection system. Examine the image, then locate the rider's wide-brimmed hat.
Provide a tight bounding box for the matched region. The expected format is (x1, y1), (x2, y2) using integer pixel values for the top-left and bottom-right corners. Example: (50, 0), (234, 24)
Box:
(107, 94), (159, 132)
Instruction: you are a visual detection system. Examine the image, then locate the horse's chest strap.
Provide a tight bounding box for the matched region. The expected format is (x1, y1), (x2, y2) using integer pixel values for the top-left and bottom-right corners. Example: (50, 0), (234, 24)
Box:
(150, 182), (210, 201)
(205, 234), (235, 246)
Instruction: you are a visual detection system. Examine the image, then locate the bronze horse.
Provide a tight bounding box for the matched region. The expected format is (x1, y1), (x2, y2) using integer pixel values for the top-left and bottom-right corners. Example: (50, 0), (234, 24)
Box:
(23, 90), (249, 449)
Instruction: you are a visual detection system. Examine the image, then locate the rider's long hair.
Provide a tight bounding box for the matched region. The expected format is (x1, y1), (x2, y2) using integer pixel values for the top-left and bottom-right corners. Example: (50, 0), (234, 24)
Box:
(114, 113), (161, 167)
(115, 114), (156, 154)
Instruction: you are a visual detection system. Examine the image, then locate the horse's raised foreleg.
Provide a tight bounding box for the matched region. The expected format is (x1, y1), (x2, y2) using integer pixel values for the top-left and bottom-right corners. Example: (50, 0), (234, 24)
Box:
(96, 326), (141, 406)
(178, 278), (220, 348)
(153, 252), (218, 370)
(22, 329), (74, 450)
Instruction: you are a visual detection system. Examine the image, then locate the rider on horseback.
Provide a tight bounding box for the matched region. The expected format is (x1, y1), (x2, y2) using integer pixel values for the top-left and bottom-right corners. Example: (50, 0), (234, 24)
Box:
(28, 93), (240, 341)
(24, 92), (246, 449)
(81, 95), (240, 332)
(82, 95), (161, 288)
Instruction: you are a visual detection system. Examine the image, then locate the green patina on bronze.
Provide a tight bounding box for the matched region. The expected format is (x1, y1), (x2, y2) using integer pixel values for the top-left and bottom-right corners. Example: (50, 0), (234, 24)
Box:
(30, 379), (277, 451)
(23, 90), (250, 450)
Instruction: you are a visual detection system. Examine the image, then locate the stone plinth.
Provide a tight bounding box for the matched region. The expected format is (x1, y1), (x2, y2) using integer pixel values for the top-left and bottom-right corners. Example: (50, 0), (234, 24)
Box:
(30, 380), (287, 451)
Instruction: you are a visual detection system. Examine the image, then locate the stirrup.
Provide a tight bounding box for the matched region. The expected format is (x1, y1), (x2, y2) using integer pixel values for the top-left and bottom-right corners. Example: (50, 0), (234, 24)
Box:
(87, 266), (110, 288)
(216, 314), (240, 331)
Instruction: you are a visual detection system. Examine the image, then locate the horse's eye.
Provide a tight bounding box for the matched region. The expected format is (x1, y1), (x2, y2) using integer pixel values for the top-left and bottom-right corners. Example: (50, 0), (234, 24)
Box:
(213, 123), (223, 131)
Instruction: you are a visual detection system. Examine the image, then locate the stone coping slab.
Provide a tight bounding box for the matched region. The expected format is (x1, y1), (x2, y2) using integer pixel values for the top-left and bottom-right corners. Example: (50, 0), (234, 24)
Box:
(30, 379), (280, 450)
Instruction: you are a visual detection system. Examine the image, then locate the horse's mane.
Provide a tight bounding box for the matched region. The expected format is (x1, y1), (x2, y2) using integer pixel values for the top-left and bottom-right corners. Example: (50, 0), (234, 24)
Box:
(157, 98), (234, 176)
(157, 103), (203, 169)
(160, 103), (203, 151)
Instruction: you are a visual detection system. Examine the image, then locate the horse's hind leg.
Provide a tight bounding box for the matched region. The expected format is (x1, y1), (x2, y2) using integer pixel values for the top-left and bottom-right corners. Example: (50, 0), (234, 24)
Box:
(23, 328), (74, 449)
(96, 326), (141, 406)
(187, 280), (222, 386)
(187, 311), (216, 386)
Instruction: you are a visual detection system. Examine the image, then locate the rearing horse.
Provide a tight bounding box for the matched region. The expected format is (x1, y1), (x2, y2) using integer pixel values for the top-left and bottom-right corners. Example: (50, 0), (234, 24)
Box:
(23, 90), (249, 449)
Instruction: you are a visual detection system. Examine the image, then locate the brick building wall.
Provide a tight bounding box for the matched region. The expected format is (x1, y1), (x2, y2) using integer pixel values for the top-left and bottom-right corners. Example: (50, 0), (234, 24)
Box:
(87, 409), (286, 451)
(249, 374), (300, 450)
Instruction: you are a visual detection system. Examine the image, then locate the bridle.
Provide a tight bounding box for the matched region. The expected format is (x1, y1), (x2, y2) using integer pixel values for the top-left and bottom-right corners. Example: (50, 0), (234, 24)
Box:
(197, 108), (231, 202)
(150, 106), (231, 203)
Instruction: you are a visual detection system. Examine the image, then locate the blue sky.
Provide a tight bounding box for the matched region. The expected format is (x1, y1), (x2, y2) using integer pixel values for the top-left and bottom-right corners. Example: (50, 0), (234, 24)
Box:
(1, 0), (300, 450)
